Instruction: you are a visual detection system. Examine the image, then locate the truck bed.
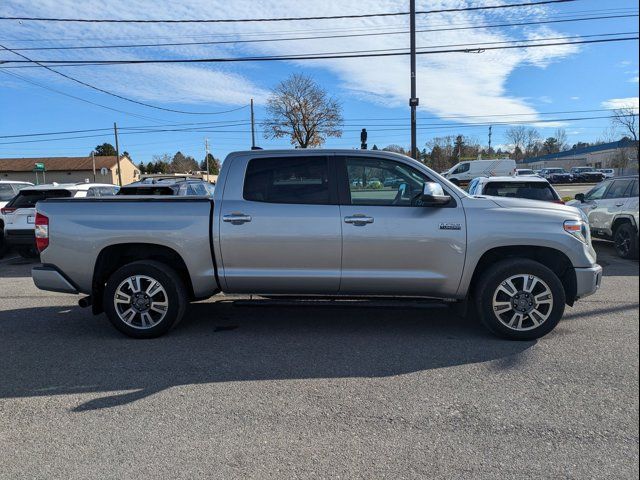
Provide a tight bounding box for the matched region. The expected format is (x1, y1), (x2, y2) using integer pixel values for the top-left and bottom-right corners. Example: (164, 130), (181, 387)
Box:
(35, 197), (219, 299)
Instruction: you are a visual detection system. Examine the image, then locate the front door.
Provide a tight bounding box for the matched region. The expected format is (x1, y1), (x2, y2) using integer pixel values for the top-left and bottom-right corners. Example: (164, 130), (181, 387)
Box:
(338, 156), (466, 297)
(219, 155), (342, 294)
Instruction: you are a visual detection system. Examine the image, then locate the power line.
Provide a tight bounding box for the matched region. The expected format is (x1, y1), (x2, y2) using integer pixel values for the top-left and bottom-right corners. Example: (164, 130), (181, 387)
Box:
(7, 14), (636, 52)
(0, 69), (166, 123)
(3, 5), (635, 43)
(2, 36), (635, 67)
(2, 113), (637, 146)
(0, 43), (251, 115)
(0, 1), (577, 23)
(3, 107), (637, 140)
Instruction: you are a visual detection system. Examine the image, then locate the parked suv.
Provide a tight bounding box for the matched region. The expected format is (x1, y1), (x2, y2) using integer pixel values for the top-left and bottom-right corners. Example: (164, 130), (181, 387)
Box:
(0, 180), (33, 257)
(468, 176), (563, 203)
(540, 168), (573, 184)
(118, 176), (215, 196)
(570, 167), (605, 183)
(568, 176), (639, 259)
(2, 182), (118, 258)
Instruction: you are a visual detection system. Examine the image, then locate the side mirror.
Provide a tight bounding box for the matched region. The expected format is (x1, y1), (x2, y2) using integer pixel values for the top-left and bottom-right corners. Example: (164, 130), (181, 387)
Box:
(575, 193), (585, 203)
(421, 182), (451, 207)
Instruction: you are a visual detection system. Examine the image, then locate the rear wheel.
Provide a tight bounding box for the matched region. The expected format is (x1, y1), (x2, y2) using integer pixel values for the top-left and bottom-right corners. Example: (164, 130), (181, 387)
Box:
(475, 259), (565, 340)
(0, 231), (7, 259)
(103, 260), (187, 338)
(614, 223), (639, 260)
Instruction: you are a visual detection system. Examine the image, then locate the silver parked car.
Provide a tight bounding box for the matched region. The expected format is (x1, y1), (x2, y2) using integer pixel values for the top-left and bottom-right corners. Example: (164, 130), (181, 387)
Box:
(568, 176), (639, 259)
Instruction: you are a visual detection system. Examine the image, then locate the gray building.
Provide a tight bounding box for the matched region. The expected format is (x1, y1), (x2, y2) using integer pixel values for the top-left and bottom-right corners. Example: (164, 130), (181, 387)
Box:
(523, 139), (638, 174)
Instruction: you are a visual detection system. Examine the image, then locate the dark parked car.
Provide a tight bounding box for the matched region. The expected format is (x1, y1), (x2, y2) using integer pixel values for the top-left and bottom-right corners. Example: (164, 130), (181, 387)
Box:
(540, 168), (573, 184)
(570, 167), (606, 183)
(118, 176), (215, 196)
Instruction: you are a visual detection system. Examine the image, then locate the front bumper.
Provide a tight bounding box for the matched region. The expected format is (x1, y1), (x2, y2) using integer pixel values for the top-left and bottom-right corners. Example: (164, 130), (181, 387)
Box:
(4, 229), (35, 247)
(32, 265), (79, 294)
(575, 264), (602, 300)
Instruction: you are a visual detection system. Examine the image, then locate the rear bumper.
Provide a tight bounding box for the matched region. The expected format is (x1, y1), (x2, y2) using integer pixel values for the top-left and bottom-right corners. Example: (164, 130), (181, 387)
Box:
(32, 265), (79, 294)
(574, 264), (602, 300)
(4, 229), (35, 247)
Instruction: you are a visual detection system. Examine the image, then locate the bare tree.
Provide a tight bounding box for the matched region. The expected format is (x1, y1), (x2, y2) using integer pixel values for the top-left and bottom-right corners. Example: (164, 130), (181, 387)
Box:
(612, 106), (639, 143)
(505, 126), (527, 160)
(525, 128), (542, 158)
(554, 128), (568, 151)
(612, 105), (639, 163)
(263, 73), (343, 148)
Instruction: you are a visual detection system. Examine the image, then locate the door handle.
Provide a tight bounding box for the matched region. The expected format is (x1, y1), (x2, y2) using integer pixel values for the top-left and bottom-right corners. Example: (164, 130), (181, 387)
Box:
(615, 203), (624, 207)
(344, 215), (374, 226)
(223, 213), (252, 224)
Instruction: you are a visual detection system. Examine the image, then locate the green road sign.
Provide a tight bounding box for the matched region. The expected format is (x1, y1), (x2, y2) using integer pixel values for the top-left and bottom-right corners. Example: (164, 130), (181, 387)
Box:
(33, 163), (46, 172)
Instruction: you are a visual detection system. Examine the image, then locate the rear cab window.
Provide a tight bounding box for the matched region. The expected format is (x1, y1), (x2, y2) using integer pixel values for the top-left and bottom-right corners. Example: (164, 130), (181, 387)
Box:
(6, 189), (73, 209)
(243, 157), (331, 205)
(482, 182), (559, 202)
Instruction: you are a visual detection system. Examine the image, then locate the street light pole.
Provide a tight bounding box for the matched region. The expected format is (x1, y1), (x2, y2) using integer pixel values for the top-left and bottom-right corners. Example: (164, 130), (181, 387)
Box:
(409, 0), (418, 160)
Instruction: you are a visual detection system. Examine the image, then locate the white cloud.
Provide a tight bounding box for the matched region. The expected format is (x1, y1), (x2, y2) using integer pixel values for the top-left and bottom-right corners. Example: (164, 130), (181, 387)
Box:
(570, 96), (580, 100)
(630, 76), (639, 83)
(601, 97), (640, 110)
(0, 0), (582, 121)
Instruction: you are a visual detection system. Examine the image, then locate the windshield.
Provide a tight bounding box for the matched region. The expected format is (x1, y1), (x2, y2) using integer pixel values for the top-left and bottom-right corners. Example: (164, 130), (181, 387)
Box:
(483, 182), (559, 202)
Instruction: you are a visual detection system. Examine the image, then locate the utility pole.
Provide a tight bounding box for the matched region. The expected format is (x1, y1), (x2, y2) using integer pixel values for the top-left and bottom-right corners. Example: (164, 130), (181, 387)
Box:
(204, 138), (210, 183)
(488, 125), (492, 153)
(113, 122), (122, 187)
(409, 0), (418, 160)
(91, 150), (96, 182)
(250, 98), (256, 150)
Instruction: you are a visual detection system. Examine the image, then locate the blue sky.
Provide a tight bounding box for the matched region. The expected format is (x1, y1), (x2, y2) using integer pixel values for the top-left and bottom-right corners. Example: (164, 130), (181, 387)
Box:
(0, 0), (638, 165)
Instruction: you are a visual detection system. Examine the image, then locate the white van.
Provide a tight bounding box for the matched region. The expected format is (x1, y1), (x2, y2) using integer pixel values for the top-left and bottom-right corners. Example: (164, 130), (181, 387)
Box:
(442, 159), (516, 185)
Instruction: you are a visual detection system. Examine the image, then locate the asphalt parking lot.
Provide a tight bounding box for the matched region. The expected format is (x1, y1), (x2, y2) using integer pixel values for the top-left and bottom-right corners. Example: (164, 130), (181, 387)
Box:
(0, 242), (638, 479)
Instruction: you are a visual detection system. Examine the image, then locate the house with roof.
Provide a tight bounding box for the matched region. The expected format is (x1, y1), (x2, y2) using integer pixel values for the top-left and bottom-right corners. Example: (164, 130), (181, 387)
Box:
(522, 139), (639, 173)
(0, 155), (140, 185)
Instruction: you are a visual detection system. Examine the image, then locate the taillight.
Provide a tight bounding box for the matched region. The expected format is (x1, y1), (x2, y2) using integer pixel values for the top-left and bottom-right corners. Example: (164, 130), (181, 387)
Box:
(35, 212), (49, 252)
(0, 207), (16, 215)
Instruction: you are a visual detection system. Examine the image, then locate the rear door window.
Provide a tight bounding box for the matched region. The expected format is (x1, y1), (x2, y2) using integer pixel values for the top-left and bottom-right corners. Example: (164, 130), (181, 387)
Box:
(604, 179), (634, 199)
(243, 157), (331, 205)
(483, 182), (558, 201)
(6, 189), (72, 208)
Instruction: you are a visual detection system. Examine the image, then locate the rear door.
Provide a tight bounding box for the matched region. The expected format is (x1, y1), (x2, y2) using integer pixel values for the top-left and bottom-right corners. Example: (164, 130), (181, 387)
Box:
(337, 155), (466, 297)
(219, 155), (342, 294)
(590, 179), (634, 233)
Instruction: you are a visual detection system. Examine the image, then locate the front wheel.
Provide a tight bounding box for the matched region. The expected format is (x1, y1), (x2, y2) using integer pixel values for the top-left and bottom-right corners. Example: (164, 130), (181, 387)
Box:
(475, 259), (566, 340)
(103, 260), (187, 338)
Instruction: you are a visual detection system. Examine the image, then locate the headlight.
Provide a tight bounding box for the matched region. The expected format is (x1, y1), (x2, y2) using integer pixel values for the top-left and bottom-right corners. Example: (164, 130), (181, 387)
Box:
(564, 219), (591, 244)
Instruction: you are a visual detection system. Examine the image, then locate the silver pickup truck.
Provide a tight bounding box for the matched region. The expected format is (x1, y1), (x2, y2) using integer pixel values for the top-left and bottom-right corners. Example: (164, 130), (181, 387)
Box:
(31, 150), (602, 340)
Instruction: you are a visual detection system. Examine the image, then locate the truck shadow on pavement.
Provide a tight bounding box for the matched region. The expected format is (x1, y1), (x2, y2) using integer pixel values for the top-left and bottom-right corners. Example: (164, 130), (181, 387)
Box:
(0, 302), (535, 412)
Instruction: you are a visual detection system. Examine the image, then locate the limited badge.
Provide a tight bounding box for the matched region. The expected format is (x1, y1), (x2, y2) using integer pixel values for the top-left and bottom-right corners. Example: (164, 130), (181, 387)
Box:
(439, 223), (462, 230)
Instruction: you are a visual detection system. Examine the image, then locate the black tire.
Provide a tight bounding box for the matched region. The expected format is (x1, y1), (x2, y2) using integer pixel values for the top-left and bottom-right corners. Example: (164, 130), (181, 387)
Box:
(103, 260), (187, 339)
(0, 231), (7, 259)
(17, 246), (39, 259)
(475, 259), (566, 340)
(614, 223), (639, 260)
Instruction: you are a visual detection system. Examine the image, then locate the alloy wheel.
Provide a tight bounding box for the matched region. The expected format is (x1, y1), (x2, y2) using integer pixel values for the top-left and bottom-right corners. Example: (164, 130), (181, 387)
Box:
(492, 274), (554, 331)
(114, 275), (169, 329)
